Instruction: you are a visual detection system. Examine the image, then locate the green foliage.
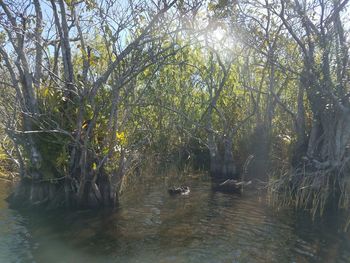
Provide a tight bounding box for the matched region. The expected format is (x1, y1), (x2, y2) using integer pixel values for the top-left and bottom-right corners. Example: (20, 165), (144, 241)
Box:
(1, 0), (348, 216)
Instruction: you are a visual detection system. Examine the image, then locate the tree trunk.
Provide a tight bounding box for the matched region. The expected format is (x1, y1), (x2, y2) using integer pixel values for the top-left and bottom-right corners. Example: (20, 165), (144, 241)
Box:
(292, 83), (307, 165)
(306, 110), (350, 167)
(208, 133), (237, 182)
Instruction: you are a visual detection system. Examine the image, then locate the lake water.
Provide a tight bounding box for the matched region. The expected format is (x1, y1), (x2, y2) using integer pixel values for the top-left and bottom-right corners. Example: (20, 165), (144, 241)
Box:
(1, 178), (350, 263)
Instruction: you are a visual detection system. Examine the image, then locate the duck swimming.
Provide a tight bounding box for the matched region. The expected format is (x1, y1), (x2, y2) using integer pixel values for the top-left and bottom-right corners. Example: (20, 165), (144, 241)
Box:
(168, 186), (190, 195)
(219, 179), (251, 187)
(213, 179), (252, 193)
(213, 155), (254, 193)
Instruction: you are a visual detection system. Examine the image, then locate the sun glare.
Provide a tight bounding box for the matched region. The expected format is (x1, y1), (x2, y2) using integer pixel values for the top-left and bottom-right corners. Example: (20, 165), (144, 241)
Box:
(212, 27), (226, 41)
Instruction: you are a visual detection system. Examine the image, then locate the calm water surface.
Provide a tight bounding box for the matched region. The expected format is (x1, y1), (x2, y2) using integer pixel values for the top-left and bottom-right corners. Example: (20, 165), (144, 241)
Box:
(0, 178), (350, 263)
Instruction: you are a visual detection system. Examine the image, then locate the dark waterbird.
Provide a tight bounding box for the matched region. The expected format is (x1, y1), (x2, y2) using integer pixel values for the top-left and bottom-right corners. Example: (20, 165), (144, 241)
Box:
(168, 186), (190, 195)
(213, 155), (254, 193)
(213, 179), (252, 193)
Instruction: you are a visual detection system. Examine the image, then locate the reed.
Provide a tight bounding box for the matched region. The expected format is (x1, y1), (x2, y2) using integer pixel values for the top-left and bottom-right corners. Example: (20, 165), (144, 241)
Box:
(268, 162), (350, 224)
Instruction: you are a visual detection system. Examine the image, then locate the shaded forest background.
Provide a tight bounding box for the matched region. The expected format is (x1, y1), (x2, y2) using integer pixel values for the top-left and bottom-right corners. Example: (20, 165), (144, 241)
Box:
(0, 0), (349, 218)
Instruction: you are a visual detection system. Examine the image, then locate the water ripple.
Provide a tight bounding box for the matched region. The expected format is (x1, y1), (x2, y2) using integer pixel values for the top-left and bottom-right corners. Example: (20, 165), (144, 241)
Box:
(1, 179), (349, 263)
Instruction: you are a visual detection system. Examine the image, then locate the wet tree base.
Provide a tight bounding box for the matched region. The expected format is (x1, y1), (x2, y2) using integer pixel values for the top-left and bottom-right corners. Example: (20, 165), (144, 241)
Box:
(7, 179), (65, 210)
(7, 177), (118, 210)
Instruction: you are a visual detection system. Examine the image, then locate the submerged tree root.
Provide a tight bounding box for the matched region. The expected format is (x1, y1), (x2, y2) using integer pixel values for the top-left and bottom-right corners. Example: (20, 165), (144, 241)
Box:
(7, 176), (119, 210)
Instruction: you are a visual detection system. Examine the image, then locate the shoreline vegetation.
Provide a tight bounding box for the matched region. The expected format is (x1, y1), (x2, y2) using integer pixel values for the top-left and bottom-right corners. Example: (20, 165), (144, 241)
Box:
(0, 0), (349, 224)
